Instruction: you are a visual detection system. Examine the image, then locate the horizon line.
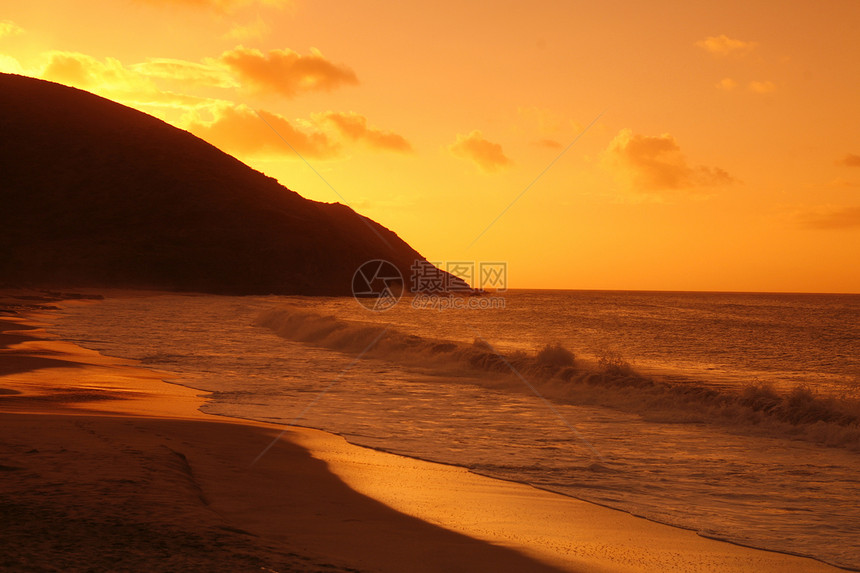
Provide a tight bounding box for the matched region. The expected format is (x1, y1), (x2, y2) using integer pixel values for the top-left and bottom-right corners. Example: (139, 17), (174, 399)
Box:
(488, 287), (860, 296)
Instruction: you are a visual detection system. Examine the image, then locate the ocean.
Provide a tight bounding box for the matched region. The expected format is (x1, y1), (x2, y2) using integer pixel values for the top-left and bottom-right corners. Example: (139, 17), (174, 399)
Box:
(49, 290), (860, 569)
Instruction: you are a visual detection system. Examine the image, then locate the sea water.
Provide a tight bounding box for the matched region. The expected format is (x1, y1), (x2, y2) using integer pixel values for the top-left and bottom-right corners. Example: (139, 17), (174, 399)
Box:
(49, 290), (860, 569)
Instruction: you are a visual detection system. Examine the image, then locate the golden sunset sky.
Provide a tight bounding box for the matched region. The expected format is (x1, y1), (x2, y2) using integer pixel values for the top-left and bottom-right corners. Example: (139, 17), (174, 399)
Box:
(2, 1), (859, 292)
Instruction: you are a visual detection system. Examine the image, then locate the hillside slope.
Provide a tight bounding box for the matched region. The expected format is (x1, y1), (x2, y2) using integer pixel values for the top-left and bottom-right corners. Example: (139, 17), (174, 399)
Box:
(0, 73), (452, 295)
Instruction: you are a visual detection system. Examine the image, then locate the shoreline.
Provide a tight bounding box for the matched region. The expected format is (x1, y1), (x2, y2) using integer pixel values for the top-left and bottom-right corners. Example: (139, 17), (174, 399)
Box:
(0, 289), (847, 572)
(202, 408), (853, 570)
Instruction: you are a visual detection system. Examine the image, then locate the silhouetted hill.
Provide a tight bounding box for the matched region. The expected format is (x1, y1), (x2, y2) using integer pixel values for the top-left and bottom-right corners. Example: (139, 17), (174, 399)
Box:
(0, 73), (461, 295)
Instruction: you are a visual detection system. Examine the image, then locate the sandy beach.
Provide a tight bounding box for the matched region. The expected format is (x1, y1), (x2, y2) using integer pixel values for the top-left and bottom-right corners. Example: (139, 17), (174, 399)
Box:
(0, 291), (845, 572)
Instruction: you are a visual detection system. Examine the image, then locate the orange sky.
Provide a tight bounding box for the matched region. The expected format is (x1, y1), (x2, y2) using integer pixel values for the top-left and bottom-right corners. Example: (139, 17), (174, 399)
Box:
(2, 0), (859, 293)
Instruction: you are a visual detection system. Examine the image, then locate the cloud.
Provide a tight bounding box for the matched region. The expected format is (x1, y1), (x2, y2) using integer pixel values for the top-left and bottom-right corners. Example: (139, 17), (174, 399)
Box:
(533, 138), (564, 150)
(448, 130), (512, 172)
(36, 47), (361, 122)
(0, 54), (22, 74)
(796, 206), (860, 230)
(224, 17), (270, 41)
(839, 154), (860, 167)
(606, 129), (735, 193)
(42, 47), (359, 102)
(42, 52), (155, 98)
(34, 50), (392, 163)
(748, 80), (776, 94)
(130, 58), (237, 88)
(183, 104), (339, 159)
(696, 35), (757, 57)
(716, 77), (738, 91)
(518, 106), (565, 135)
(317, 111), (412, 152)
(517, 106), (584, 142)
(218, 46), (358, 98)
(0, 20), (23, 38)
(40, 51), (213, 110)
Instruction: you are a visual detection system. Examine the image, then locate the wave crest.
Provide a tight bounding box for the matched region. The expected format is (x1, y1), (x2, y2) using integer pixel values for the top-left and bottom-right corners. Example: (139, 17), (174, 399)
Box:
(257, 306), (860, 450)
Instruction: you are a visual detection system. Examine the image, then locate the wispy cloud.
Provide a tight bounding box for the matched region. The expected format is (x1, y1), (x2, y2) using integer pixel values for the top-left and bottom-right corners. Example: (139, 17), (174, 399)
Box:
(33, 49), (393, 163)
(223, 16), (271, 41)
(448, 130), (512, 173)
(0, 20), (23, 38)
(218, 46), (358, 98)
(518, 106), (568, 135)
(183, 103), (339, 159)
(716, 77), (738, 91)
(606, 129), (735, 194)
(748, 80), (776, 94)
(796, 205), (860, 230)
(40, 47), (358, 102)
(696, 34), (757, 57)
(533, 138), (564, 150)
(0, 54), (22, 74)
(838, 153), (860, 167)
(130, 58), (237, 88)
(40, 51), (214, 110)
(317, 111), (412, 153)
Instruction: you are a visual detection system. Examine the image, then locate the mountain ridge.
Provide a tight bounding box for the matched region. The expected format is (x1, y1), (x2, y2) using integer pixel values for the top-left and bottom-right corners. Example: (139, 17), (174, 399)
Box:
(0, 73), (458, 296)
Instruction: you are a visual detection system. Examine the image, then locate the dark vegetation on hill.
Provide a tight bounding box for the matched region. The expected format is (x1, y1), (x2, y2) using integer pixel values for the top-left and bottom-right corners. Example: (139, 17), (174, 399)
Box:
(0, 73), (457, 295)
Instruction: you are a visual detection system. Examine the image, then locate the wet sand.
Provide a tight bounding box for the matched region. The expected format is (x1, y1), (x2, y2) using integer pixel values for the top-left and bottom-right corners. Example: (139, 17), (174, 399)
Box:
(0, 291), (844, 572)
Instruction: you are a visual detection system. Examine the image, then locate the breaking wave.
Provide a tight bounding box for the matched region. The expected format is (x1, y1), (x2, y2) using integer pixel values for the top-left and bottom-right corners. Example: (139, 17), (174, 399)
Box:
(257, 305), (860, 450)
